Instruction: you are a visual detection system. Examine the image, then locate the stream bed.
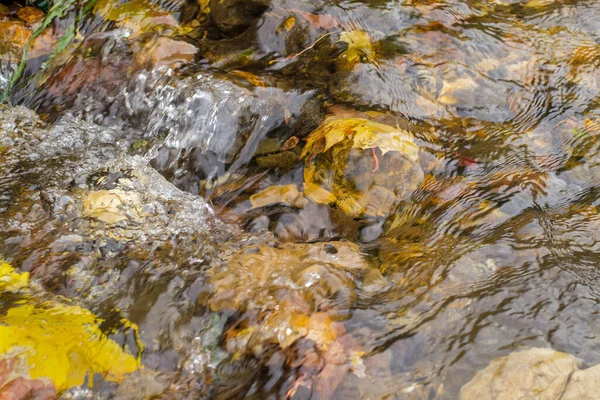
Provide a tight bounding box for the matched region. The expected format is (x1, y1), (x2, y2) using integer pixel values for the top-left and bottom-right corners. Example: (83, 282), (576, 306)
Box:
(2, 0), (600, 398)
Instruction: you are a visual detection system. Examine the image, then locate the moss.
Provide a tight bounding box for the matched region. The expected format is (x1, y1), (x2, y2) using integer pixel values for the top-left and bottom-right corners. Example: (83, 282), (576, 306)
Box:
(256, 150), (299, 170)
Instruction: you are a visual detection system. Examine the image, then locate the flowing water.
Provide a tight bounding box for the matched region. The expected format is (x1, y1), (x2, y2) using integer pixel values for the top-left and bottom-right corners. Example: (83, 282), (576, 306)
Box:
(2, 0), (600, 398)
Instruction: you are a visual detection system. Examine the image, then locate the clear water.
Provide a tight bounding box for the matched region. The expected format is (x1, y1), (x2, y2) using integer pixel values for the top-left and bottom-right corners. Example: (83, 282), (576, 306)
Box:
(2, 0), (600, 398)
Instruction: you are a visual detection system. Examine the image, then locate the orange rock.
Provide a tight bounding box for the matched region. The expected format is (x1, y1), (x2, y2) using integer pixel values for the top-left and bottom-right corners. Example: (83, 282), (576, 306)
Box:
(136, 37), (197, 68)
(0, 21), (31, 61)
(17, 6), (45, 24)
(306, 312), (338, 350)
(0, 21), (55, 61)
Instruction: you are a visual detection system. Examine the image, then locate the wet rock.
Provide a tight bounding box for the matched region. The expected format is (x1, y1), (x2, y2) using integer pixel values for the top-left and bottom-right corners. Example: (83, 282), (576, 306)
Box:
(18, 21), (196, 108)
(135, 37), (198, 69)
(0, 20), (55, 62)
(208, 241), (371, 355)
(358, 219), (385, 243)
(295, 97), (324, 137)
(82, 189), (144, 224)
(255, 150), (299, 170)
(251, 132), (304, 171)
(113, 369), (169, 400)
(16, 6), (45, 24)
(0, 357), (56, 400)
(141, 73), (318, 194)
(210, 0), (270, 35)
(0, 106), (234, 388)
(16, 31), (322, 209)
(0, 105), (300, 399)
(437, 77), (478, 106)
(301, 116), (425, 219)
(242, 200), (360, 242)
(251, 5), (338, 62)
(331, 61), (446, 120)
(244, 1), (413, 72)
(460, 348), (600, 400)
(26, 36), (320, 188)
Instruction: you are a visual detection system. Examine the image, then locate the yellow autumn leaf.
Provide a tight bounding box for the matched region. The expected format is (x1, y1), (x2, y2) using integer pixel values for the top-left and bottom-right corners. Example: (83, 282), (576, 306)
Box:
(0, 260), (29, 292)
(304, 182), (336, 205)
(335, 191), (363, 218)
(94, 0), (182, 36)
(352, 125), (419, 157)
(324, 125), (348, 152)
(229, 70), (267, 88)
(525, 0), (555, 7)
(249, 184), (307, 209)
(300, 117), (424, 218)
(336, 30), (378, 69)
(279, 17), (296, 33)
(198, 0), (210, 15)
(301, 117), (419, 162)
(0, 261), (141, 392)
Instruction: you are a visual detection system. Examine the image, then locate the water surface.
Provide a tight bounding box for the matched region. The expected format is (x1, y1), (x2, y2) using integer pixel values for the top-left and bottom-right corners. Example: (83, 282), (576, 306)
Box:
(2, 0), (600, 398)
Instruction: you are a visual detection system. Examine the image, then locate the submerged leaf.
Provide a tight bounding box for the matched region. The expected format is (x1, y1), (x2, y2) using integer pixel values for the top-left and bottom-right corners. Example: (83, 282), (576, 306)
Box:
(197, 0), (210, 15)
(0, 304), (140, 391)
(0, 261), (140, 392)
(337, 30), (378, 69)
(301, 117), (419, 162)
(83, 189), (143, 224)
(209, 242), (368, 355)
(249, 184), (307, 209)
(0, 21), (54, 62)
(304, 182), (336, 205)
(280, 17), (296, 33)
(301, 117), (424, 218)
(17, 7), (46, 24)
(94, 0), (183, 36)
(0, 260), (29, 292)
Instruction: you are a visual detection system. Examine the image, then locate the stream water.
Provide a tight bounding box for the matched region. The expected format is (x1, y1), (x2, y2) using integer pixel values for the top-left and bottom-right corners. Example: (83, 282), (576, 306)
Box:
(2, 0), (600, 399)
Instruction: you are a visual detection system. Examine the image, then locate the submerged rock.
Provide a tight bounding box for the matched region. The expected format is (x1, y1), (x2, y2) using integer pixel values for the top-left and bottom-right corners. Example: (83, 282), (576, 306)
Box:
(144, 73), (320, 195)
(210, 0), (271, 35)
(301, 116), (425, 219)
(135, 37), (198, 69)
(460, 348), (600, 400)
(82, 189), (144, 224)
(208, 241), (372, 354)
(0, 106), (232, 396)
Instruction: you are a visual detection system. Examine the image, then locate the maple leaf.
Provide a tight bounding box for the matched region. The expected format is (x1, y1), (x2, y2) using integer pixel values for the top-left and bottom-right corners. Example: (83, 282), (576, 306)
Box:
(301, 117), (419, 162)
(301, 117), (423, 218)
